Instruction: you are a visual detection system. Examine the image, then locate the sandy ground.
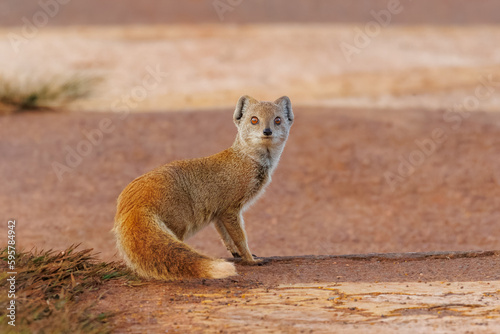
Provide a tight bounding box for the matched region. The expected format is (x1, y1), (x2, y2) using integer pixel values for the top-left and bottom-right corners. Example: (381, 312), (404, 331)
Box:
(1, 25), (500, 113)
(1, 9), (500, 332)
(3, 107), (499, 333)
(92, 251), (500, 333)
(1, 107), (499, 259)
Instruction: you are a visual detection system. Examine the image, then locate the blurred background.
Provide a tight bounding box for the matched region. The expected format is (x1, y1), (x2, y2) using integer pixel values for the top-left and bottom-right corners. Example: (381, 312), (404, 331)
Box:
(1, 1), (499, 259)
(1, 0), (500, 112)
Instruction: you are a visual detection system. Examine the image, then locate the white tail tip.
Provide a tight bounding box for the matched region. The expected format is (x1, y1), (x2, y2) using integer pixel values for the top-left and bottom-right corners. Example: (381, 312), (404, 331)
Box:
(209, 260), (237, 279)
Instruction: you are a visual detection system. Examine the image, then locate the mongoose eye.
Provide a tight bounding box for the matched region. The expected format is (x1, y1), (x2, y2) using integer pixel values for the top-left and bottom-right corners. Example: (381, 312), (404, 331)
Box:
(251, 116), (259, 125)
(274, 117), (282, 125)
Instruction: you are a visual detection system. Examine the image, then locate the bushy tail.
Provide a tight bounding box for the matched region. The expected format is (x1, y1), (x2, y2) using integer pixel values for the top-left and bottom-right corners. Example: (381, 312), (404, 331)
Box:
(113, 211), (236, 280)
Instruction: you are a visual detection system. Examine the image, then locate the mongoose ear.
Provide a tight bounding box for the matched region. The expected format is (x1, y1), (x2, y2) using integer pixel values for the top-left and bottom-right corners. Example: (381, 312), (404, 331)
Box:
(274, 96), (293, 123)
(234, 95), (258, 125)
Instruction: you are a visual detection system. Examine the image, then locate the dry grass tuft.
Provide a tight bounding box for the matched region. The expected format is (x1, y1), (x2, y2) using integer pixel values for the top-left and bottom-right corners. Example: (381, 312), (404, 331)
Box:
(0, 245), (132, 333)
(0, 75), (101, 114)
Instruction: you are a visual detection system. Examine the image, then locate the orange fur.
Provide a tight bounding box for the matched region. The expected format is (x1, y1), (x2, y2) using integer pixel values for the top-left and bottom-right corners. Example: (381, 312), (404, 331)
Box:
(113, 96), (293, 280)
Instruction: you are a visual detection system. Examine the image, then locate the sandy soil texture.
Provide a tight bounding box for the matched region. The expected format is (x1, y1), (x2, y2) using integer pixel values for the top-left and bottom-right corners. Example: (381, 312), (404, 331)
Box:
(91, 251), (500, 333)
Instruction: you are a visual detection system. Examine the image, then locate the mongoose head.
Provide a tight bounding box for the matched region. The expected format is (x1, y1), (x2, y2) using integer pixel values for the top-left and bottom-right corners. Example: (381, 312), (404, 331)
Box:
(233, 95), (294, 153)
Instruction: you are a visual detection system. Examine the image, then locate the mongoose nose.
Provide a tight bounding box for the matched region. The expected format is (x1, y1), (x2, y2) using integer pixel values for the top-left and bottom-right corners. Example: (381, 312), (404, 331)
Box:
(263, 128), (273, 136)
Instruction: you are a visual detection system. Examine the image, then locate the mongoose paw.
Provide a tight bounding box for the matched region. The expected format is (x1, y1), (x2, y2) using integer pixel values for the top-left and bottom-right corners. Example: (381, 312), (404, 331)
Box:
(241, 258), (268, 266)
(233, 253), (259, 259)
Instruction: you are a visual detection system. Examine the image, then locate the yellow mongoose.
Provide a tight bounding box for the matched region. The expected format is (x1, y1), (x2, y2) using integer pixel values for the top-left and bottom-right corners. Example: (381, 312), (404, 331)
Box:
(113, 95), (294, 280)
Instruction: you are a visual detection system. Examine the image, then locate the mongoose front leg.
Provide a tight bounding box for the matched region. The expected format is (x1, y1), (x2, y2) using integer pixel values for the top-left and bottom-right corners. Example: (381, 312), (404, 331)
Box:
(220, 213), (262, 265)
(214, 221), (240, 258)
